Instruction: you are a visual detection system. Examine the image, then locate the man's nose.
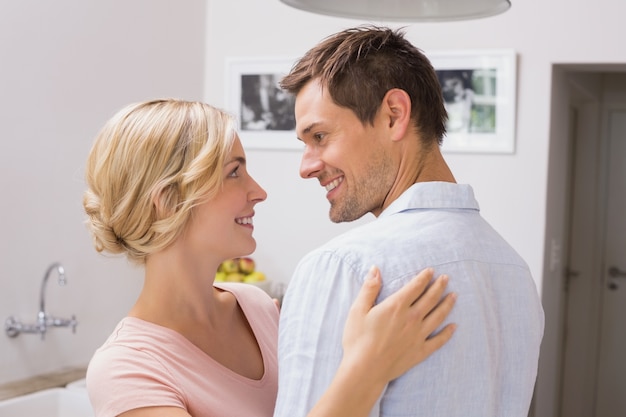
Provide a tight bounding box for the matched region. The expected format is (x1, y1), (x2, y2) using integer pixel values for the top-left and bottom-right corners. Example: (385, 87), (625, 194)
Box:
(299, 149), (324, 179)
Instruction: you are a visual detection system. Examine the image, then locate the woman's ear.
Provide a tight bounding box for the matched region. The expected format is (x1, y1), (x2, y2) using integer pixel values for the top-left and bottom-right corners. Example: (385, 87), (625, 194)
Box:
(383, 88), (411, 141)
(151, 182), (179, 220)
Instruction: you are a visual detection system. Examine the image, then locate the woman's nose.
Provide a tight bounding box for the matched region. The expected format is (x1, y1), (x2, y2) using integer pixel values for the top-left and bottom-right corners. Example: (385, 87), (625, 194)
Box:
(250, 178), (267, 203)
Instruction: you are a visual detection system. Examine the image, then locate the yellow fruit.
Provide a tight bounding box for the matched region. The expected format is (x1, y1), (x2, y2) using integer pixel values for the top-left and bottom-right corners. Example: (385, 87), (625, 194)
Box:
(225, 272), (245, 282)
(219, 259), (239, 273)
(214, 271), (227, 282)
(243, 271), (266, 283)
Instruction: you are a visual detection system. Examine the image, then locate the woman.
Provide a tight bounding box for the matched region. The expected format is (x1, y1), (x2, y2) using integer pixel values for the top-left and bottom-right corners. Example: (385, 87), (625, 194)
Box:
(83, 99), (456, 417)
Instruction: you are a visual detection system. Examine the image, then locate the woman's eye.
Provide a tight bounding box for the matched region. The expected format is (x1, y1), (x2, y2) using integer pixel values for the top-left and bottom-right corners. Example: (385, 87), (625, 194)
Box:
(228, 166), (240, 178)
(313, 132), (324, 142)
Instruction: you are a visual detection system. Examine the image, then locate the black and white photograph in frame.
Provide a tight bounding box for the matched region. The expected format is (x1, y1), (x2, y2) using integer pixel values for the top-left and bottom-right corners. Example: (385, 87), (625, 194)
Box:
(428, 49), (517, 154)
(225, 57), (301, 151)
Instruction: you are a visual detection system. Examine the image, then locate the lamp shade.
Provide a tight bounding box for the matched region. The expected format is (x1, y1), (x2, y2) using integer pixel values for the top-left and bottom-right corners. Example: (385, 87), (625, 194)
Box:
(279, 0), (511, 22)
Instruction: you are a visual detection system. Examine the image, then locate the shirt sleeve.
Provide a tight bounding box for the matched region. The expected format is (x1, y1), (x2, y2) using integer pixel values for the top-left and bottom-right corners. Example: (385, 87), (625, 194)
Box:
(273, 250), (377, 417)
(87, 344), (185, 417)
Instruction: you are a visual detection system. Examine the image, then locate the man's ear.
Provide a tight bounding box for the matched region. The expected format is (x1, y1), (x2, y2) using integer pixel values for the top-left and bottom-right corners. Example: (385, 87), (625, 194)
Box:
(383, 88), (411, 141)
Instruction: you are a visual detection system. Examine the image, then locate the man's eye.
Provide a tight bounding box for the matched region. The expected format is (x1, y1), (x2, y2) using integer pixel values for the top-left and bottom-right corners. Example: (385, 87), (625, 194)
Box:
(313, 133), (324, 142)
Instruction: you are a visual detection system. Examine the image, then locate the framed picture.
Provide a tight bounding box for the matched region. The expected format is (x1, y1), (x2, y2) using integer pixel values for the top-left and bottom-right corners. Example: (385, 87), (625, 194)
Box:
(428, 49), (517, 154)
(225, 51), (516, 153)
(225, 57), (301, 151)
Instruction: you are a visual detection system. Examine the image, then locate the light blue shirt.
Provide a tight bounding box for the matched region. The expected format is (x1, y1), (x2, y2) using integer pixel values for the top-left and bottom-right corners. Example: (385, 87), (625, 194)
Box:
(274, 182), (544, 417)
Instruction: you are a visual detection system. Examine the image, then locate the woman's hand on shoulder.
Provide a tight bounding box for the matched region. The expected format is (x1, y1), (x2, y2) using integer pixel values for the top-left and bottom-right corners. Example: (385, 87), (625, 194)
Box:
(343, 266), (457, 382)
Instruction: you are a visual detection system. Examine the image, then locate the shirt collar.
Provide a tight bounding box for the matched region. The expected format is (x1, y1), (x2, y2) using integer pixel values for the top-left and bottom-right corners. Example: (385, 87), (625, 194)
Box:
(379, 182), (480, 219)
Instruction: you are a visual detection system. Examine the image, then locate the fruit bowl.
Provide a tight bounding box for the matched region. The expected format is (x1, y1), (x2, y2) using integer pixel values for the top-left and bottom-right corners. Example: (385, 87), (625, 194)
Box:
(215, 257), (269, 287)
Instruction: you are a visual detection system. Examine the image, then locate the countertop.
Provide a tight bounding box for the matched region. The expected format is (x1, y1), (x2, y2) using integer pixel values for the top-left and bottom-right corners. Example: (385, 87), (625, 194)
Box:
(0, 366), (87, 401)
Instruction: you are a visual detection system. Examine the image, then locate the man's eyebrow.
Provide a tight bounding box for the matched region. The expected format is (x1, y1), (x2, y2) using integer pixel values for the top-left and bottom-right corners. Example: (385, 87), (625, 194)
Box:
(301, 122), (321, 135)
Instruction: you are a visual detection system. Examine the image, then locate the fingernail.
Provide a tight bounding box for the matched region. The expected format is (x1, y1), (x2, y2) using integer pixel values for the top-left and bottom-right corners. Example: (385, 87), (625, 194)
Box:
(367, 265), (378, 280)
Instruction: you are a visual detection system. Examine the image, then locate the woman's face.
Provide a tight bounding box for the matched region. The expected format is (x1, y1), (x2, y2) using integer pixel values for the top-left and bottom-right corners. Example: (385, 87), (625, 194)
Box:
(185, 136), (267, 262)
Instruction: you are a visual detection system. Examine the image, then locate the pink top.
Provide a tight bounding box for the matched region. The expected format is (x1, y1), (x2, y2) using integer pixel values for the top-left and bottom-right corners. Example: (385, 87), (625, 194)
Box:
(86, 283), (279, 417)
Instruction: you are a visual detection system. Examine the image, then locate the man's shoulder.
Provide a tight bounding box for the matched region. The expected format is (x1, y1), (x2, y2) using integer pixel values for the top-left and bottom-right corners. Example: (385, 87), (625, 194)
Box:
(303, 218), (392, 259)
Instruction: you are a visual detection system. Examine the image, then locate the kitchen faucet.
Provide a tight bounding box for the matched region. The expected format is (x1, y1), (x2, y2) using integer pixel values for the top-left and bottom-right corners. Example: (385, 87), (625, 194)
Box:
(5, 262), (78, 339)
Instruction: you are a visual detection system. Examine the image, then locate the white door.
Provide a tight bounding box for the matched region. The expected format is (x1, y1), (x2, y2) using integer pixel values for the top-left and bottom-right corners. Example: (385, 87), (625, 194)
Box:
(594, 109), (626, 417)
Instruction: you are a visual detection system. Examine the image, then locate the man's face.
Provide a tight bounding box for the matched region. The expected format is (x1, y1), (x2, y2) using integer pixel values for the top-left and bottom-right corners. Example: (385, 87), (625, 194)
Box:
(294, 79), (396, 222)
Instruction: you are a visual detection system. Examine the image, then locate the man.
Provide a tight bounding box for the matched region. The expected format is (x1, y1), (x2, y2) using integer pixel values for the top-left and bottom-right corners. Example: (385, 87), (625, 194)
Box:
(274, 26), (544, 417)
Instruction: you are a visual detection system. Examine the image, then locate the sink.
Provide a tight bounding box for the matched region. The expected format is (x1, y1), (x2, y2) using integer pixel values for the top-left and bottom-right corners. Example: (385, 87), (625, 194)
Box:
(0, 387), (93, 417)
(65, 378), (87, 391)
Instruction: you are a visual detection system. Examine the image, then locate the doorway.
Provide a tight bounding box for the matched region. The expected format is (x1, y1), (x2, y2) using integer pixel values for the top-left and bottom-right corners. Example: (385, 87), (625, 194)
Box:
(559, 71), (626, 417)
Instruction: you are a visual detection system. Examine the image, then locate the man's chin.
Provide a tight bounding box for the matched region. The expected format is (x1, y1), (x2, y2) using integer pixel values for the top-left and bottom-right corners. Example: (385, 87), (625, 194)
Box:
(329, 207), (362, 223)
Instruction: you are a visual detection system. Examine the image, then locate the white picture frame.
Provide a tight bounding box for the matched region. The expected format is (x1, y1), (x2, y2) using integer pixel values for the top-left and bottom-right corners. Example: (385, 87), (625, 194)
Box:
(225, 57), (301, 151)
(225, 51), (517, 153)
(428, 49), (517, 154)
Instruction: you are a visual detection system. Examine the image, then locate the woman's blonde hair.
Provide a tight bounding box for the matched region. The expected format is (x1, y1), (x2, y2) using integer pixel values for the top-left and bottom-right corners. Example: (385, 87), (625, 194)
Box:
(83, 99), (236, 264)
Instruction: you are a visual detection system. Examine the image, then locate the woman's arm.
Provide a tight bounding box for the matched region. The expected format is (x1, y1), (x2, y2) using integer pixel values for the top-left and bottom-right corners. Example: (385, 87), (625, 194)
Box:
(307, 266), (456, 417)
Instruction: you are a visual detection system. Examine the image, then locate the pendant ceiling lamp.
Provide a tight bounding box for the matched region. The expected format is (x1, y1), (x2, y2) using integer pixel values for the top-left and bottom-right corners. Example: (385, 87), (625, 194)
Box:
(279, 0), (511, 22)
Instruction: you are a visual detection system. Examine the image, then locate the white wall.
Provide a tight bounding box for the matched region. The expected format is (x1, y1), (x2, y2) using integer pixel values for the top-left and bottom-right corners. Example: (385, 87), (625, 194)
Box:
(1, 0), (625, 415)
(0, 0), (207, 383)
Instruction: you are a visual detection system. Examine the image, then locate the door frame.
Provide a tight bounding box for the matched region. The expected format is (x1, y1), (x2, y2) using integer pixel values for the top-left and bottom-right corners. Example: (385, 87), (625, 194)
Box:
(559, 75), (625, 417)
